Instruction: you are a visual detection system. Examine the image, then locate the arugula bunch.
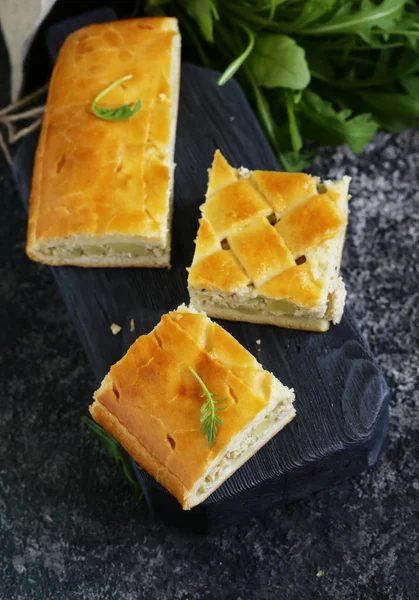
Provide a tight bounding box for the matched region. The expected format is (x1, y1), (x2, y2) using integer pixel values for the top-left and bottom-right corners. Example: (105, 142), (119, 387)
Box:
(145, 0), (419, 170)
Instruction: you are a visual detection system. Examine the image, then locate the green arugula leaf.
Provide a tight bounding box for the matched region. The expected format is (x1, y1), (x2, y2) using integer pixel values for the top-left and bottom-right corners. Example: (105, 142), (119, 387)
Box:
(248, 34), (310, 90)
(145, 0), (170, 7)
(281, 149), (314, 172)
(357, 90), (419, 129)
(250, 77), (281, 151)
(82, 416), (143, 501)
(401, 75), (419, 96)
(91, 75), (141, 121)
(300, 90), (379, 153)
(306, 46), (419, 89)
(218, 24), (255, 85)
(303, 46), (336, 84)
(188, 367), (228, 448)
(186, 0), (215, 42)
(278, 0), (338, 31)
(245, 68), (310, 170)
(267, 0), (290, 20)
(391, 18), (419, 50)
(298, 0), (407, 40)
(284, 90), (303, 152)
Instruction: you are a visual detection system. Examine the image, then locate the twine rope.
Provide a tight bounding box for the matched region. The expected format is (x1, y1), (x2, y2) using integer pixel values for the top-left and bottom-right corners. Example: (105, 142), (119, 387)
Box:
(0, 83), (48, 165)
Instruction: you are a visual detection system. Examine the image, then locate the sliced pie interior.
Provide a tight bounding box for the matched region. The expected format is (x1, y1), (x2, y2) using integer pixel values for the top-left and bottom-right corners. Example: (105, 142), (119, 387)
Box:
(188, 151), (350, 331)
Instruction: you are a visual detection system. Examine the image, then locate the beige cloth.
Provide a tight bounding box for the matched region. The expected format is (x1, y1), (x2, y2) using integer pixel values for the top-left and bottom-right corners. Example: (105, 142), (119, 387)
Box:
(0, 0), (56, 99)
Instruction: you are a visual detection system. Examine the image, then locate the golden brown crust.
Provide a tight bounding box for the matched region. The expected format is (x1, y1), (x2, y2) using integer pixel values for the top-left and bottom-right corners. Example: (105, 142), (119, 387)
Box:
(206, 150), (238, 197)
(188, 249), (250, 292)
(201, 179), (272, 238)
(251, 170), (318, 215)
(228, 217), (295, 287)
(274, 194), (345, 257)
(257, 262), (323, 307)
(90, 397), (189, 504)
(188, 151), (350, 328)
(89, 306), (294, 508)
(29, 106), (167, 241)
(27, 18), (180, 266)
(47, 18), (178, 108)
(26, 109), (49, 262)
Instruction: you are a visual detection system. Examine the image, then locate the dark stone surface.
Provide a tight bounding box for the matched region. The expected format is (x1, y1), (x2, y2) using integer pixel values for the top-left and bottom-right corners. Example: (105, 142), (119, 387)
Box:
(0, 27), (418, 600)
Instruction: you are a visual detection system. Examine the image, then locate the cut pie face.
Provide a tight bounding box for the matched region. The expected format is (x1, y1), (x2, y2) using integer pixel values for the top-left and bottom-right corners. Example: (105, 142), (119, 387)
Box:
(188, 151), (350, 332)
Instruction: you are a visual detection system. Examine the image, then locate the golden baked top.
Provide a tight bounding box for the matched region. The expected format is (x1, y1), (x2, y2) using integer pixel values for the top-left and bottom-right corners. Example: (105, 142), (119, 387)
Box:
(27, 18), (180, 253)
(48, 18), (178, 108)
(189, 151), (350, 308)
(90, 306), (288, 507)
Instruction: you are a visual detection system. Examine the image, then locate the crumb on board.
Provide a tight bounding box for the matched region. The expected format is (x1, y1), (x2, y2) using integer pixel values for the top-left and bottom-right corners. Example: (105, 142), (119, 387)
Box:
(238, 166), (251, 178)
(316, 570), (324, 578)
(256, 339), (261, 345)
(130, 319), (135, 332)
(110, 323), (122, 335)
(229, 115), (235, 121)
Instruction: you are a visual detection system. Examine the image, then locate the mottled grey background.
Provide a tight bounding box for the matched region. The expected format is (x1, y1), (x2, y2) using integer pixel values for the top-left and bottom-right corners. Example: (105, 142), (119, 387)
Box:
(0, 27), (418, 600)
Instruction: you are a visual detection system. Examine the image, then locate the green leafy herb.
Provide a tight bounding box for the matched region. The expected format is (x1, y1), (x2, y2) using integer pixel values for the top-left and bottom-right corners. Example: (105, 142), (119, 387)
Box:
(294, 0), (406, 39)
(218, 24), (255, 86)
(144, 0), (419, 170)
(248, 34), (310, 90)
(82, 416), (143, 501)
(357, 90), (419, 130)
(401, 75), (419, 96)
(188, 366), (229, 448)
(91, 75), (141, 121)
(300, 90), (379, 153)
(186, 0), (216, 42)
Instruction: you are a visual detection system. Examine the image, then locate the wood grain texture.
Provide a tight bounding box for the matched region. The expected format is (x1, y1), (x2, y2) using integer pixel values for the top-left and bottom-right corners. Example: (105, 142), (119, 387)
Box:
(12, 12), (390, 532)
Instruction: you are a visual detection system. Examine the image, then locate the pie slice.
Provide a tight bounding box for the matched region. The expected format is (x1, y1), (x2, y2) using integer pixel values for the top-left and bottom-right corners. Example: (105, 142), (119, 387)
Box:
(188, 151), (350, 332)
(89, 305), (295, 509)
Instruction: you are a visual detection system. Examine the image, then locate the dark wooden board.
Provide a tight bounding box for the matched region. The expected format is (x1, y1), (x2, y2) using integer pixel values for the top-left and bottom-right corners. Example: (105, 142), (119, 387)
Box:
(13, 12), (390, 533)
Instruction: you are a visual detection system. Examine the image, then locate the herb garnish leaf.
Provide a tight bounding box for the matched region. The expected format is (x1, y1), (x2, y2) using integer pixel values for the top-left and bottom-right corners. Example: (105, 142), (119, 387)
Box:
(82, 416), (143, 501)
(188, 366), (229, 448)
(91, 75), (141, 121)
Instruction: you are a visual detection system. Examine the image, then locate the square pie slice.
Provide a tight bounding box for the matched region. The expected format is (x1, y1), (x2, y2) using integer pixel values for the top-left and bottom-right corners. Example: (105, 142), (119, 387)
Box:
(26, 18), (181, 267)
(89, 305), (295, 510)
(188, 151), (351, 332)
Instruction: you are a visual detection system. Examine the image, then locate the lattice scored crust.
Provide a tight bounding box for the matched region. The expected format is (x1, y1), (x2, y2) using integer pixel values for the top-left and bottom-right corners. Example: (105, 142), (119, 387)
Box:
(188, 151), (350, 332)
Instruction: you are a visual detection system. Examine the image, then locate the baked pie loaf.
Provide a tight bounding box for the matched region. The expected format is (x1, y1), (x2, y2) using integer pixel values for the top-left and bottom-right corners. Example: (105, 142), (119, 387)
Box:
(89, 305), (295, 509)
(26, 18), (181, 267)
(188, 151), (350, 332)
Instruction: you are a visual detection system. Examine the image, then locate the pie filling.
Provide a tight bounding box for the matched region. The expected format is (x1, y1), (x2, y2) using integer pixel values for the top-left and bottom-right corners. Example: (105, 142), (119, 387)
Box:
(195, 401), (293, 498)
(191, 289), (328, 320)
(39, 242), (167, 259)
